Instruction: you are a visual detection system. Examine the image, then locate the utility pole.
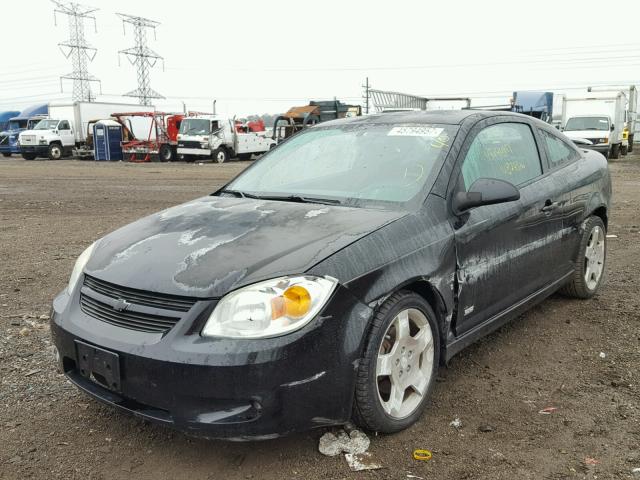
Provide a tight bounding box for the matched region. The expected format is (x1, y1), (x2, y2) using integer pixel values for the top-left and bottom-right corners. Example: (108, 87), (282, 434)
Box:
(117, 13), (164, 106)
(362, 77), (370, 114)
(52, 0), (100, 102)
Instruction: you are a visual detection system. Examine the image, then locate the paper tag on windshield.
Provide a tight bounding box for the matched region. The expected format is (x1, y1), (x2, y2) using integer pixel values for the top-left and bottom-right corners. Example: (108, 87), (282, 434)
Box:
(388, 126), (444, 137)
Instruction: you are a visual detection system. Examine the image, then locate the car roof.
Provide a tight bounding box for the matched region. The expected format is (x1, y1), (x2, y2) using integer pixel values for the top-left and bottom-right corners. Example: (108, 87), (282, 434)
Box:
(321, 109), (535, 127)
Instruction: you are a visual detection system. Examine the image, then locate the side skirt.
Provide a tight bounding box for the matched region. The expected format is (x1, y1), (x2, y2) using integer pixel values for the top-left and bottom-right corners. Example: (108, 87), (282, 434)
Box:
(444, 272), (572, 362)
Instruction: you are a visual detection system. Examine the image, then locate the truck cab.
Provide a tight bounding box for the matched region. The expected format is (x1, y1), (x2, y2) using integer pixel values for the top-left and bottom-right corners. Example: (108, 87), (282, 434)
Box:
(177, 115), (274, 163)
(563, 115), (616, 158)
(0, 115), (47, 157)
(18, 118), (75, 160)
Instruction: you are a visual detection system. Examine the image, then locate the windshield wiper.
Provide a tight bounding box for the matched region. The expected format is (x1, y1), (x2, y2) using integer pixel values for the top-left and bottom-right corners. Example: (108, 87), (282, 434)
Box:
(218, 189), (261, 199)
(253, 195), (342, 205)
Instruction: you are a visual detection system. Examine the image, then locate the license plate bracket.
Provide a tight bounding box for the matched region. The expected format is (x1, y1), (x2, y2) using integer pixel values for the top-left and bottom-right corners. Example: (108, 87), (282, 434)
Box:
(75, 340), (121, 392)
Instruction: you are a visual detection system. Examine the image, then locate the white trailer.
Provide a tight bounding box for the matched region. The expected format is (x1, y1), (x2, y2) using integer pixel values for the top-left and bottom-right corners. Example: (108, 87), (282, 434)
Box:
(176, 115), (275, 163)
(18, 101), (154, 160)
(561, 92), (628, 159)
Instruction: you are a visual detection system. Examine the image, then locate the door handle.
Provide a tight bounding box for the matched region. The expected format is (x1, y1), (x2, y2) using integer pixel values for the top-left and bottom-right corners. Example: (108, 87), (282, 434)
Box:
(541, 199), (559, 213)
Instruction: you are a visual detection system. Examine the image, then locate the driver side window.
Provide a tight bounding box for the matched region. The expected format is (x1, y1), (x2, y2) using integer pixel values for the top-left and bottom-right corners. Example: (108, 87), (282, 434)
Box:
(462, 123), (542, 189)
(59, 120), (70, 130)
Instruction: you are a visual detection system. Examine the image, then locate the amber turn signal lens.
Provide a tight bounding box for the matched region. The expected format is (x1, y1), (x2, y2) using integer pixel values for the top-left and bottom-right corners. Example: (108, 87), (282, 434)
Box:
(271, 285), (312, 320)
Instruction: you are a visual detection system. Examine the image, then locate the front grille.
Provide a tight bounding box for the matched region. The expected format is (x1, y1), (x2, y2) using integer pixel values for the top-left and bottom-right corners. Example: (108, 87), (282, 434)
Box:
(80, 294), (181, 333)
(0, 135), (8, 146)
(84, 275), (197, 312)
(20, 135), (35, 145)
(177, 140), (204, 149)
(81, 275), (199, 334)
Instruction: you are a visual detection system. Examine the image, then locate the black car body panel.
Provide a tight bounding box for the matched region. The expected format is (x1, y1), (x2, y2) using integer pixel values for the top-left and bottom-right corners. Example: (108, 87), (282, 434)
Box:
(51, 110), (611, 438)
(85, 196), (406, 297)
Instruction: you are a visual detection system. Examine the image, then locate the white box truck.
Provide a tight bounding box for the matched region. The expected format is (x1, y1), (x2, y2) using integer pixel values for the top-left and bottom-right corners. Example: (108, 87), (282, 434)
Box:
(561, 92), (628, 159)
(18, 101), (154, 160)
(176, 115), (275, 163)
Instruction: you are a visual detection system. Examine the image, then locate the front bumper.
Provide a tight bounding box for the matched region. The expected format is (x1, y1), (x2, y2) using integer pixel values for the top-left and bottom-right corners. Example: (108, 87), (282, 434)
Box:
(20, 145), (49, 156)
(177, 147), (210, 156)
(50, 280), (373, 439)
(582, 144), (610, 155)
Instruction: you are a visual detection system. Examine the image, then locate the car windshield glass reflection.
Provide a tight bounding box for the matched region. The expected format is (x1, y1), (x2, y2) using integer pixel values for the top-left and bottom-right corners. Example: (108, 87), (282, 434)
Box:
(226, 123), (458, 207)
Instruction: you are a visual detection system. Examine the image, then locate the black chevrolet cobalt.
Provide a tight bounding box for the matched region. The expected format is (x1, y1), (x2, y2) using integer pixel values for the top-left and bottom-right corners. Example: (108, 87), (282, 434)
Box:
(51, 111), (611, 439)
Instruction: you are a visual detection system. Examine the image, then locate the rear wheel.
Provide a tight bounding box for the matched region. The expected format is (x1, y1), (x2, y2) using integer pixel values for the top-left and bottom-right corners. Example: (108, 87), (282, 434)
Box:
(238, 153), (252, 161)
(610, 143), (620, 159)
(159, 144), (174, 162)
(2, 152), (11, 158)
(22, 153), (36, 160)
(353, 291), (439, 433)
(560, 216), (606, 299)
(621, 145), (628, 156)
(212, 147), (229, 164)
(48, 143), (63, 160)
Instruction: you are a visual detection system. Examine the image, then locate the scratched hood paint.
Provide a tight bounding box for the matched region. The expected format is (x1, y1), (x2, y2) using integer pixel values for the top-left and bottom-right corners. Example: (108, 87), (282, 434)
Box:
(85, 196), (406, 297)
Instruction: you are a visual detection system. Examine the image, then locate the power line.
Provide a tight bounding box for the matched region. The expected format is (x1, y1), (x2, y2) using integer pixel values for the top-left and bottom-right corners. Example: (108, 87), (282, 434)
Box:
(52, 0), (101, 102)
(117, 13), (164, 106)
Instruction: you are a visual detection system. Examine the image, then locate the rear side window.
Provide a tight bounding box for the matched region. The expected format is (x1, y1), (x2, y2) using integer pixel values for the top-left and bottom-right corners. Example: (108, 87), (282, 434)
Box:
(462, 123), (542, 189)
(539, 129), (579, 168)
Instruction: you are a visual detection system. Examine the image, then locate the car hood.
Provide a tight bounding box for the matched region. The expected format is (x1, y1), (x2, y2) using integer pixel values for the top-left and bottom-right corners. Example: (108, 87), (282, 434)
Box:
(85, 196), (406, 298)
(564, 130), (609, 140)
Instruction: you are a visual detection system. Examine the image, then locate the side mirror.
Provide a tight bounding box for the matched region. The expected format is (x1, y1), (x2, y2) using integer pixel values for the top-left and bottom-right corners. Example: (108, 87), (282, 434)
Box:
(453, 178), (520, 214)
(610, 124), (615, 131)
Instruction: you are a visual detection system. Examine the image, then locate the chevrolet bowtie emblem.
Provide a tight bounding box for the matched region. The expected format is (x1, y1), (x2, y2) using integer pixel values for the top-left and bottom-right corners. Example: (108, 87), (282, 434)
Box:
(113, 298), (131, 312)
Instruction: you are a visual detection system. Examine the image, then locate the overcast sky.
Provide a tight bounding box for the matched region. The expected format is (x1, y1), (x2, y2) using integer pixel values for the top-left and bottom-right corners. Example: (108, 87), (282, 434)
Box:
(3, 0), (640, 116)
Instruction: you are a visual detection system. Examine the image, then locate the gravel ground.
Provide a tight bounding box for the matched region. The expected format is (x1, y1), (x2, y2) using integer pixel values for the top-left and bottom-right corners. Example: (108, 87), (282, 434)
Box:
(1, 155), (639, 480)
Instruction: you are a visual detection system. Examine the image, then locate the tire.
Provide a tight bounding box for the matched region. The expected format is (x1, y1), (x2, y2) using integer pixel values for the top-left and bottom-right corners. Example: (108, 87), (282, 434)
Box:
(610, 143), (620, 159)
(159, 144), (174, 162)
(238, 153), (252, 161)
(22, 153), (36, 160)
(560, 216), (606, 299)
(352, 291), (439, 433)
(628, 134), (634, 153)
(47, 143), (63, 160)
(621, 145), (628, 156)
(2, 153), (11, 157)
(212, 147), (229, 164)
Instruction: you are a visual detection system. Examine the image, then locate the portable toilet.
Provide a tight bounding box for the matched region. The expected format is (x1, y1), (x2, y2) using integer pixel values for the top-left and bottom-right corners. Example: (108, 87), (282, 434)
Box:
(93, 120), (123, 161)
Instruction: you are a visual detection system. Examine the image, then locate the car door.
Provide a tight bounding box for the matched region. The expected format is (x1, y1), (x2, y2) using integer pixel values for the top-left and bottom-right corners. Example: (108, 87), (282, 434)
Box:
(58, 120), (74, 147)
(536, 127), (584, 275)
(451, 118), (565, 336)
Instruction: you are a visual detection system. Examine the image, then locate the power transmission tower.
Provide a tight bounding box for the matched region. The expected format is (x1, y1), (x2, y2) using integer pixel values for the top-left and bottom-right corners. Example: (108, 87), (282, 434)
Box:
(362, 77), (370, 114)
(52, 0), (101, 102)
(117, 13), (164, 106)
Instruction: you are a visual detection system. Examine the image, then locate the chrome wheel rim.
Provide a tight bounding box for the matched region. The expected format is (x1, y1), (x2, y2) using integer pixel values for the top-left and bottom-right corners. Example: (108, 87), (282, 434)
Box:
(375, 308), (434, 419)
(584, 225), (605, 290)
(215, 151), (226, 163)
(51, 146), (61, 159)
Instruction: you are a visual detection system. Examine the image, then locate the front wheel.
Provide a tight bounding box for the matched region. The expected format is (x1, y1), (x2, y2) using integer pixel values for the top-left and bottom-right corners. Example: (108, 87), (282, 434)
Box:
(159, 144), (174, 162)
(22, 153), (36, 160)
(560, 216), (606, 299)
(48, 143), (63, 160)
(610, 143), (620, 159)
(2, 152), (11, 158)
(621, 145), (628, 156)
(353, 291), (439, 433)
(212, 147), (229, 164)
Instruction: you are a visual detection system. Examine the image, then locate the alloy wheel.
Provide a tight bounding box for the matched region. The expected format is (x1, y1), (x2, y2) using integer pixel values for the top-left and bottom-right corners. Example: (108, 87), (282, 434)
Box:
(375, 308), (434, 419)
(584, 225), (605, 290)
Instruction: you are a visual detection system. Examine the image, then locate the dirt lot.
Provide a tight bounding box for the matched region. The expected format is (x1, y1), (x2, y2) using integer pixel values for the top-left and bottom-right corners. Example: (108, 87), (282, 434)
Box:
(1, 155), (639, 480)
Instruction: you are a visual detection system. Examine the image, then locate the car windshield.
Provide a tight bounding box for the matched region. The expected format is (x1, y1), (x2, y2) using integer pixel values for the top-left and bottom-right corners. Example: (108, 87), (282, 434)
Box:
(565, 117), (609, 131)
(225, 123), (458, 208)
(34, 120), (59, 130)
(180, 119), (211, 135)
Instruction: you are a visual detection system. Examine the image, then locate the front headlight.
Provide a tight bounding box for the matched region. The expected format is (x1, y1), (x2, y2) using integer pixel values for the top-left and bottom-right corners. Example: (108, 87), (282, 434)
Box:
(202, 275), (338, 338)
(67, 242), (96, 295)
